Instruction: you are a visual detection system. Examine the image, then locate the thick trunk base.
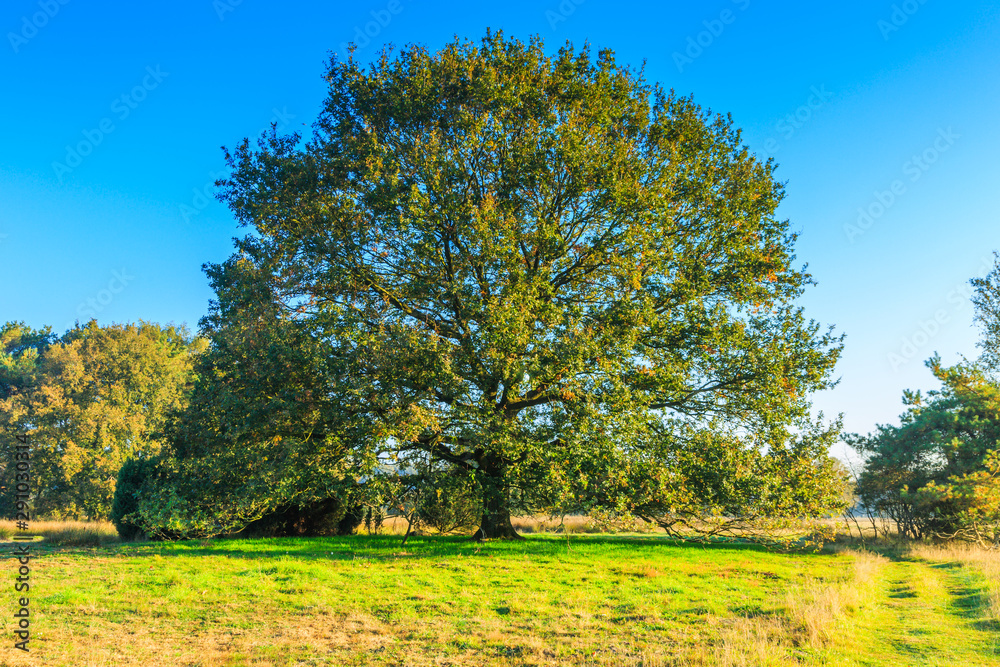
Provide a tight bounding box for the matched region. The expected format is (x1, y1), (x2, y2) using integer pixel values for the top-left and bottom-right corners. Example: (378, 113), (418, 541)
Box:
(474, 466), (523, 540)
(473, 516), (524, 541)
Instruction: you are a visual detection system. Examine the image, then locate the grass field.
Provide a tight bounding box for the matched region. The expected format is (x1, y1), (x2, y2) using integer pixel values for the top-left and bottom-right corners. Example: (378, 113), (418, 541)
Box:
(1, 522), (999, 666)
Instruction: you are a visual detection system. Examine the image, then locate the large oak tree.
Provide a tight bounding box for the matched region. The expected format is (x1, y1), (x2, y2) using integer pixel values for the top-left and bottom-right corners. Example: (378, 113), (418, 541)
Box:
(212, 31), (843, 539)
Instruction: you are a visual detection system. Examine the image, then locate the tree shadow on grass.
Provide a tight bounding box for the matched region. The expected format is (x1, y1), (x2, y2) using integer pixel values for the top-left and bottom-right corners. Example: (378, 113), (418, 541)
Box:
(39, 532), (840, 561)
(888, 586), (918, 599)
(888, 639), (928, 661)
(945, 581), (1000, 632)
(556, 533), (840, 556)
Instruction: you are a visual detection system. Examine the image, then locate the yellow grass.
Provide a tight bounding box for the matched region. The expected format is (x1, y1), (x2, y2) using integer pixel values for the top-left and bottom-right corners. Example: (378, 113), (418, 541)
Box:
(0, 519), (118, 546)
(705, 547), (888, 665)
(0, 514), (622, 548)
(512, 514), (607, 534)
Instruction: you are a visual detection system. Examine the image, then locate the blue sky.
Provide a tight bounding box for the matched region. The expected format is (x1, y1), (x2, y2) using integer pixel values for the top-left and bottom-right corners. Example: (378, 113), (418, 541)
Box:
(2, 0), (999, 451)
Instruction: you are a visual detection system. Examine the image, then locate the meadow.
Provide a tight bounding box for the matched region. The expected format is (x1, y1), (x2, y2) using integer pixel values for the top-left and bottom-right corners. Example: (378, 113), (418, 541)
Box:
(0, 520), (998, 666)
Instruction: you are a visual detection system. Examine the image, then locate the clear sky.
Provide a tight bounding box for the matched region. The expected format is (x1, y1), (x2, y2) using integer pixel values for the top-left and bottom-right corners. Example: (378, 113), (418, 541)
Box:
(2, 0), (999, 453)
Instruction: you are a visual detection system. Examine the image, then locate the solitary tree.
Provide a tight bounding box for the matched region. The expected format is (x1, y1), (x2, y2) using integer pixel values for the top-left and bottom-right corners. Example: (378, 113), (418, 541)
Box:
(213, 31), (843, 539)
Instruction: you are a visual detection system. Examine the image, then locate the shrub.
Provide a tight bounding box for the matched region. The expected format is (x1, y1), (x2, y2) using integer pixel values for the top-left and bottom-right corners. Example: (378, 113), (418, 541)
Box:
(416, 469), (481, 535)
(111, 457), (160, 541)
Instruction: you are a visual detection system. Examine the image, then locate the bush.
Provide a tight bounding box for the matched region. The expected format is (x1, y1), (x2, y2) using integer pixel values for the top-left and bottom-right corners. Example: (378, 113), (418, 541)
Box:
(416, 469), (481, 535)
(111, 457), (160, 541)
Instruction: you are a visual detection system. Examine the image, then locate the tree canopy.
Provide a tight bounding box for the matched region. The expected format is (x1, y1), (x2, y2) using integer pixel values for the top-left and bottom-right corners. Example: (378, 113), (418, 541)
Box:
(126, 260), (372, 538)
(145, 31), (844, 540)
(0, 320), (203, 520)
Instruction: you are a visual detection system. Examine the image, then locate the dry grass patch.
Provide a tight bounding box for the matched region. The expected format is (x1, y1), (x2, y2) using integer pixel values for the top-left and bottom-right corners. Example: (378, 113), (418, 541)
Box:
(0, 519), (118, 547)
(699, 548), (887, 666)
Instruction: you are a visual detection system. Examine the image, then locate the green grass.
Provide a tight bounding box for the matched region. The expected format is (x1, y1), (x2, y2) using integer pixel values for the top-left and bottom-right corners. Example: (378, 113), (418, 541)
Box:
(0, 533), (998, 666)
(824, 548), (1000, 666)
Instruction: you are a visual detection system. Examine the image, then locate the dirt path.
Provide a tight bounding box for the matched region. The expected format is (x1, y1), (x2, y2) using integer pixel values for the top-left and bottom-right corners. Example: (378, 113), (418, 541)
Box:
(836, 555), (1000, 665)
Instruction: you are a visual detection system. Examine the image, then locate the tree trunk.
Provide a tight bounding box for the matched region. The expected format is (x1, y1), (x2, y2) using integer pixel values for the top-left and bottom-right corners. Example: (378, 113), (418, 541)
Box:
(474, 460), (522, 540)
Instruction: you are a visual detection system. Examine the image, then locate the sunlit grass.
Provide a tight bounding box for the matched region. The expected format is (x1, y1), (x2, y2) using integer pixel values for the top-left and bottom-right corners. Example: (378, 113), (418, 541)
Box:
(0, 532), (860, 666)
(2, 521), (1000, 665)
(904, 541), (1000, 629)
